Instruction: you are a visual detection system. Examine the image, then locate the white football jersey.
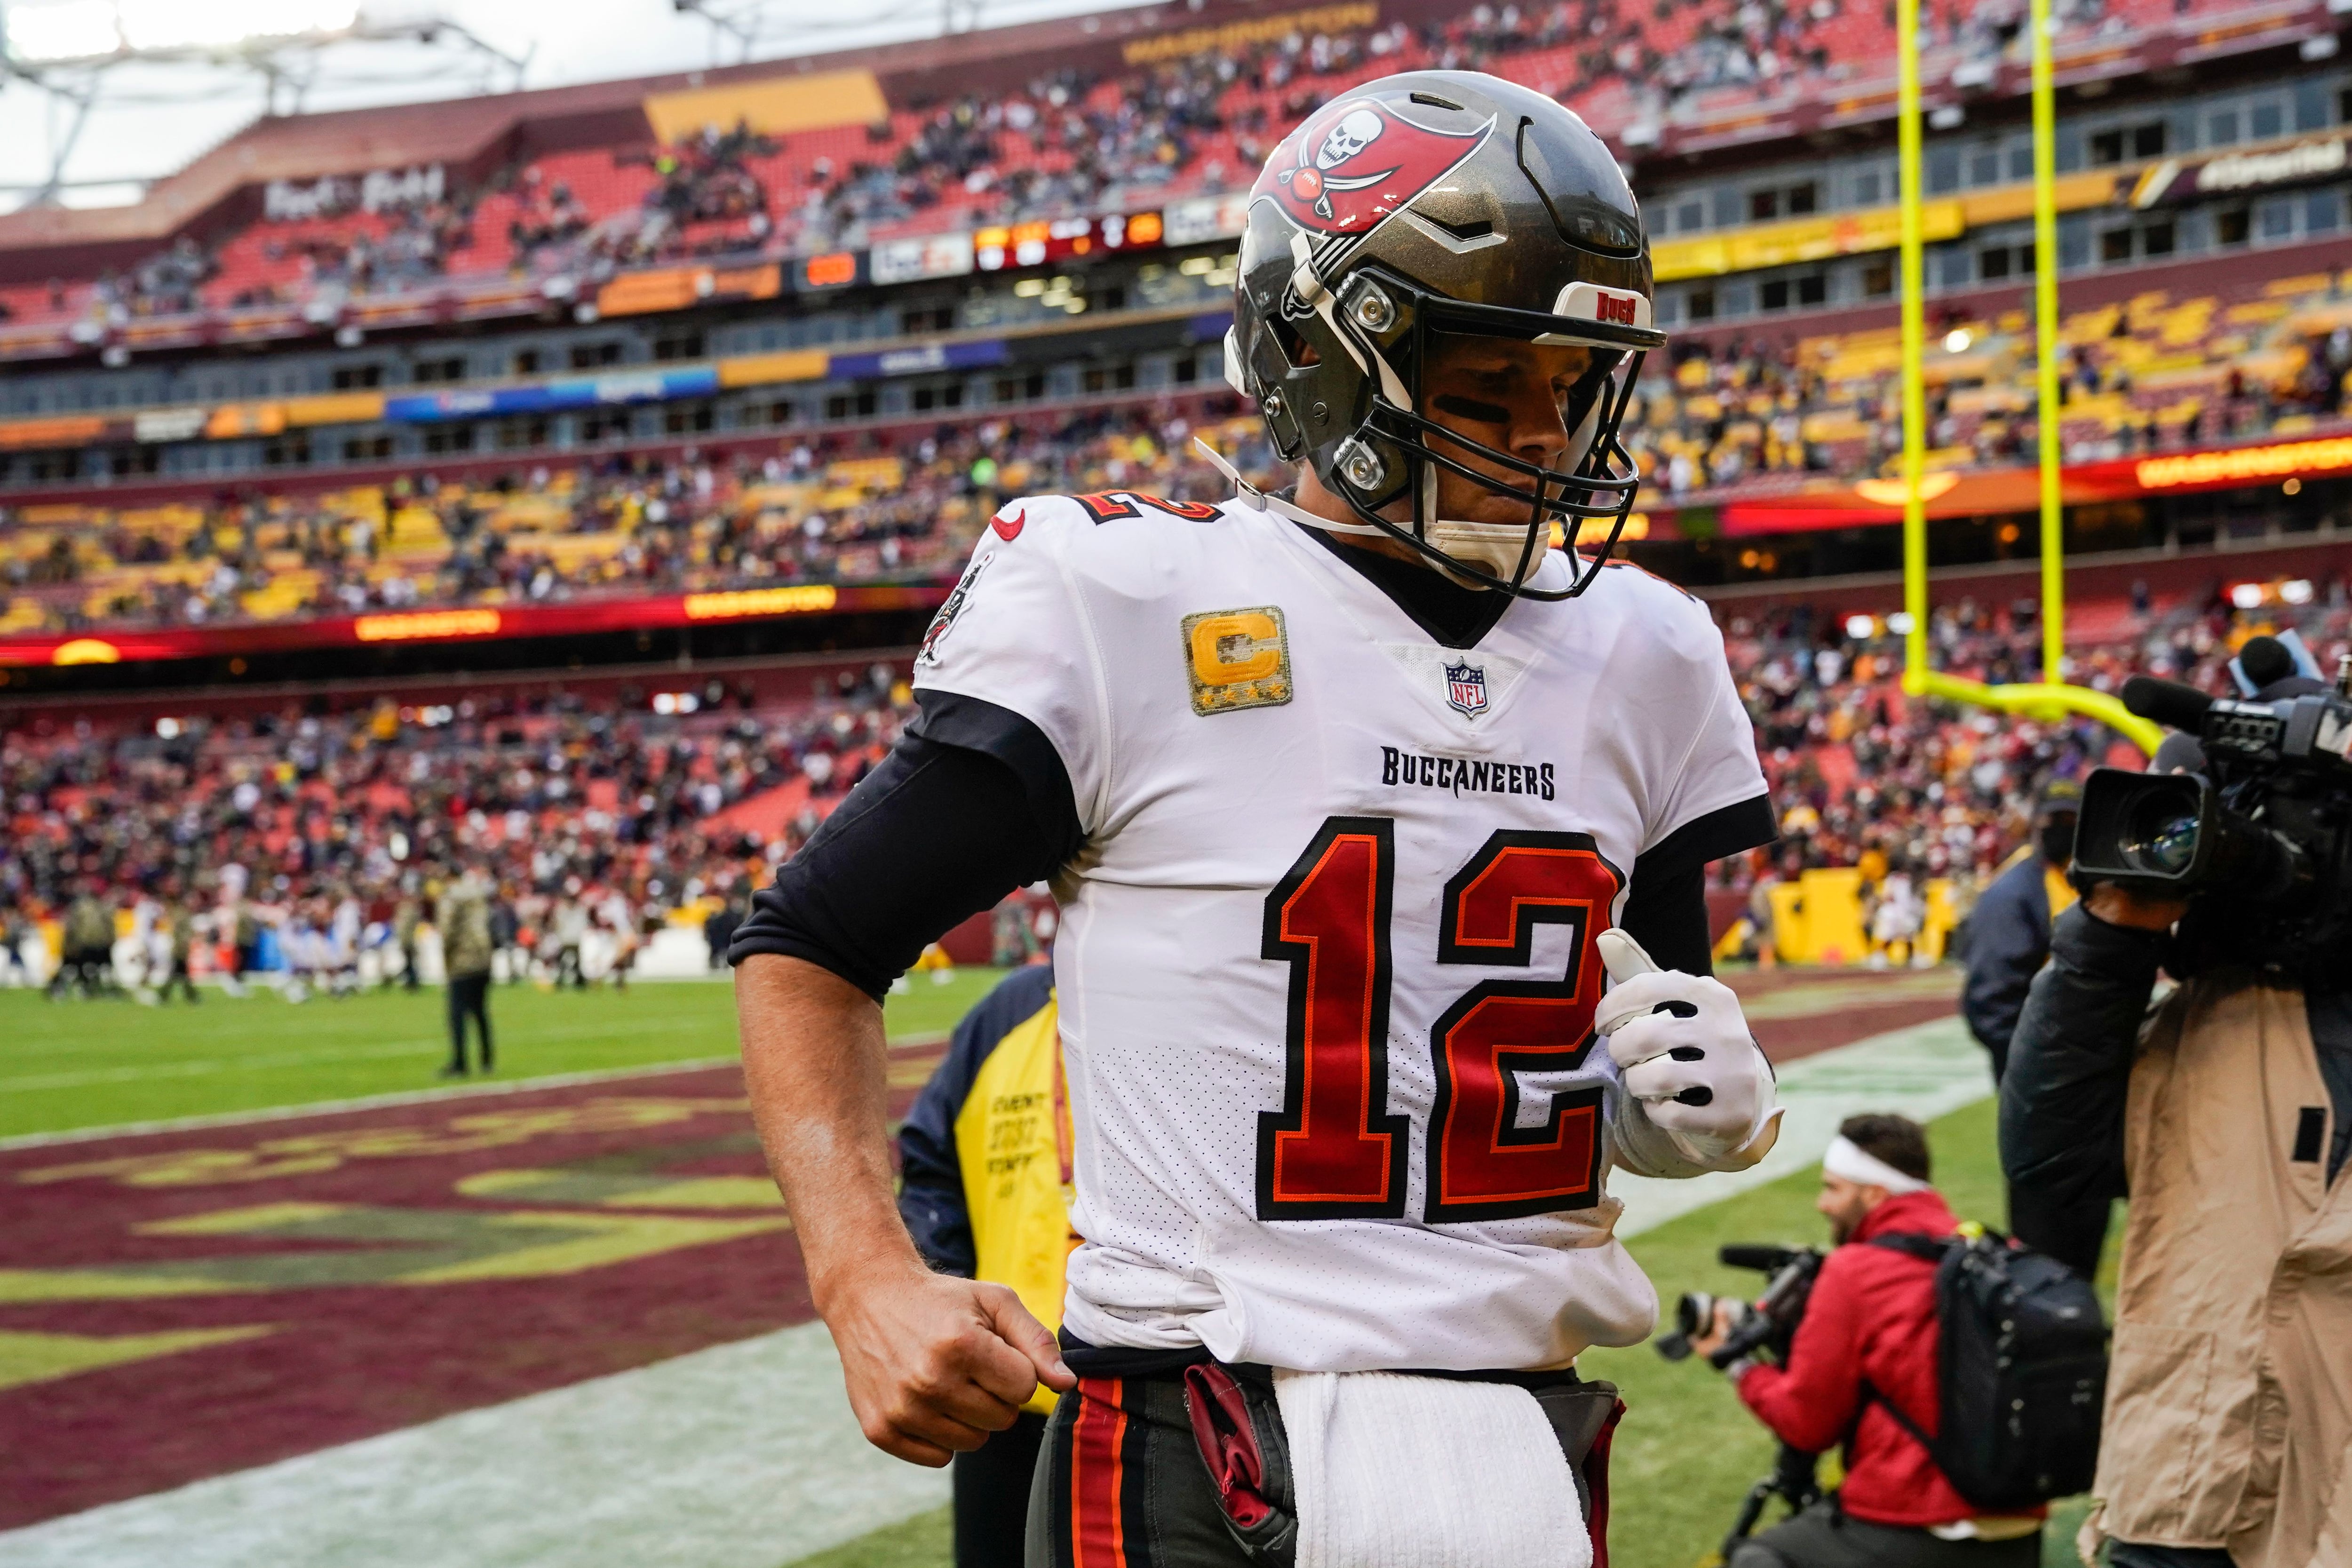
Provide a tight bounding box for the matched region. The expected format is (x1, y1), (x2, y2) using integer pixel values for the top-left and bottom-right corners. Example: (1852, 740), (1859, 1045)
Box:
(913, 490), (1767, 1373)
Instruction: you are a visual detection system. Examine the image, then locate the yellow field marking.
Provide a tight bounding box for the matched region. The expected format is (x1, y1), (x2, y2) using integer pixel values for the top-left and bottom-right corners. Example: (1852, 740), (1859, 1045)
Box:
(0, 1324), (275, 1393)
(20, 1096), (754, 1190)
(456, 1169), (786, 1211)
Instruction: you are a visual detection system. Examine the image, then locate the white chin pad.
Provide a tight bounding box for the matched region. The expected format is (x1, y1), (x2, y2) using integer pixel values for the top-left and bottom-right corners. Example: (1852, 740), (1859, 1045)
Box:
(1425, 518), (1549, 585)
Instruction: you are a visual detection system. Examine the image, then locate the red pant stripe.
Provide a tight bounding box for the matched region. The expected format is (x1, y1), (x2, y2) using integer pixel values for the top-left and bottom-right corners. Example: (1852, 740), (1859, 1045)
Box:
(1068, 1377), (1130, 1568)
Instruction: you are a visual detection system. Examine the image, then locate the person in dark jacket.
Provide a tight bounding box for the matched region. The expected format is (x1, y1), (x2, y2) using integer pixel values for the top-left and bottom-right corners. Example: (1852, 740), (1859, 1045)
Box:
(1959, 778), (2081, 1084)
(1694, 1114), (2042, 1567)
(898, 965), (1068, 1568)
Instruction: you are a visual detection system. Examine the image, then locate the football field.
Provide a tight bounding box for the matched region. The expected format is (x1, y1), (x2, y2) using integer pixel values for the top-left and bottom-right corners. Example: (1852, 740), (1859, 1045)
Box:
(0, 967), (2094, 1568)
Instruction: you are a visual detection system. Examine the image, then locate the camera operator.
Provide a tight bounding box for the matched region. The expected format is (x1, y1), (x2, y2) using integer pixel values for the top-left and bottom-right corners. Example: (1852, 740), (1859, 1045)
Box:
(1690, 1114), (2044, 1568)
(2001, 637), (2352, 1568)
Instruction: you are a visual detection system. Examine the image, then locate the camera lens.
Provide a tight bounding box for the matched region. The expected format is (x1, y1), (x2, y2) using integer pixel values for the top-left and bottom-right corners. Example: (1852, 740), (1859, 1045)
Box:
(2119, 786), (2202, 877)
(2122, 814), (2200, 876)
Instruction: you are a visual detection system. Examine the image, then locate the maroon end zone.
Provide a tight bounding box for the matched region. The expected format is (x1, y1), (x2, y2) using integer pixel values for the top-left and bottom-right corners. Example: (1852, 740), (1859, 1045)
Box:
(0, 971), (1955, 1529)
(0, 1047), (944, 1528)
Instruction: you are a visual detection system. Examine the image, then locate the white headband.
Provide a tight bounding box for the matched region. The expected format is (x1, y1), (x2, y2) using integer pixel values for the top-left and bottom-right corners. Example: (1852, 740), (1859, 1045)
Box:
(1822, 1134), (1931, 1194)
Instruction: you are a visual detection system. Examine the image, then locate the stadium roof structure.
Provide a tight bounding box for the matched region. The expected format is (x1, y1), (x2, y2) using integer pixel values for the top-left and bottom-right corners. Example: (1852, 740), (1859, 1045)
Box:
(0, 0), (1287, 274)
(2, 0), (2343, 284)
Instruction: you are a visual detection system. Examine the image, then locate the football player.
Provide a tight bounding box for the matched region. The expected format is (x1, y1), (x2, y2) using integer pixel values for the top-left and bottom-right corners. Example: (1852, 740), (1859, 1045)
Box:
(735, 71), (1781, 1568)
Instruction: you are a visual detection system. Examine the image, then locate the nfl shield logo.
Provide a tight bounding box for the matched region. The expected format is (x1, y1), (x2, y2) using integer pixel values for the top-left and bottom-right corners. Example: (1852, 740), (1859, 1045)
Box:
(1444, 661), (1488, 718)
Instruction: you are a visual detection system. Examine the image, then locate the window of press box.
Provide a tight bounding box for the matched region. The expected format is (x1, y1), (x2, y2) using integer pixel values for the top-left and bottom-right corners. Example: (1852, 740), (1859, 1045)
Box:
(2090, 122), (2167, 166)
(412, 355), (466, 384)
(1862, 257), (1894, 297)
(1926, 145), (1962, 194)
(1082, 363), (1136, 394)
(662, 402), (715, 435)
(2216, 206), (2252, 247)
(1757, 274), (1826, 311)
(570, 341), (624, 370)
(1685, 286), (1717, 321)
(823, 390), (879, 420)
(651, 331), (706, 362)
(901, 304), (956, 335)
(512, 348), (543, 375)
(910, 383), (967, 412)
(332, 364), (382, 391)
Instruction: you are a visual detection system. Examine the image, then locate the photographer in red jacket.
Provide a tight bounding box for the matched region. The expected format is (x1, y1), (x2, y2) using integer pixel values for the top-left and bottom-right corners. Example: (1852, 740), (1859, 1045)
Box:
(1691, 1115), (2044, 1568)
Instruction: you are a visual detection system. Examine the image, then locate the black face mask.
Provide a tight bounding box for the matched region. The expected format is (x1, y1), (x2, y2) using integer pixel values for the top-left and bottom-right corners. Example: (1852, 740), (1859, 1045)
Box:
(2039, 814), (2078, 867)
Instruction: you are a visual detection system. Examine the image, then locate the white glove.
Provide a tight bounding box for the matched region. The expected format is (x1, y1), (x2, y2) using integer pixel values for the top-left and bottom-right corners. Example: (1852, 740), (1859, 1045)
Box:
(1593, 929), (1778, 1164)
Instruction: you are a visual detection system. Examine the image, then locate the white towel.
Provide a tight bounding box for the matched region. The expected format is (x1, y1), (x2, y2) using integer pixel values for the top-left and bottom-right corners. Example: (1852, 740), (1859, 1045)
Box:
(1272, 1369), (1592, 1568)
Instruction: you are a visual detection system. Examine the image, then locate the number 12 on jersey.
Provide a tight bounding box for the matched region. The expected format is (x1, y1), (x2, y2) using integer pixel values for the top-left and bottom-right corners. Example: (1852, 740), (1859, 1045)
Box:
(1256, 817), (1625, 1224)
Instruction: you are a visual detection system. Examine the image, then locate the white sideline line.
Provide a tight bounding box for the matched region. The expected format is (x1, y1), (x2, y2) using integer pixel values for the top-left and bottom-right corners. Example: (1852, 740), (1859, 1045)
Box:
(0, 1017), (1988, 1568)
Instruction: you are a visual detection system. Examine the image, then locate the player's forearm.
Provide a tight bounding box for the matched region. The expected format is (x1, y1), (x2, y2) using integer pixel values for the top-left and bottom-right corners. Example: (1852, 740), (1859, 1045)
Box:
(736, 953), (925, 1307)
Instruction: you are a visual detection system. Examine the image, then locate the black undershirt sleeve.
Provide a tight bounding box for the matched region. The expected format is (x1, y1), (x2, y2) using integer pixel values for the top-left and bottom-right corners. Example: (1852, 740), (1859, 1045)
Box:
(1619, 794), (1780, 976)
(727, 693), (1074, 998)
(1617, 861), (1715, 976)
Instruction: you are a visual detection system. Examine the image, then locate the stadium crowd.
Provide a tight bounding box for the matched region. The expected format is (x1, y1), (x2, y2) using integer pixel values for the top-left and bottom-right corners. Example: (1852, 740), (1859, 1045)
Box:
(0, 404), (1273, 635)
(0, 663), (911, 993)
(1637, 283), (2352, 497)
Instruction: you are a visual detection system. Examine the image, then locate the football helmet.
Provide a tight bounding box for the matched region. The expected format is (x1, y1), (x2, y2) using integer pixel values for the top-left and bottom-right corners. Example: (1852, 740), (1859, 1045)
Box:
(1225, 72), (1664, 598)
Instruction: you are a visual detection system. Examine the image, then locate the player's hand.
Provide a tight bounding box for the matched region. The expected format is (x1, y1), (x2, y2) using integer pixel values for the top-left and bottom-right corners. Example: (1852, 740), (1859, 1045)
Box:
(1593, 929), (1775, 1160)
(821, 1260), (1076, 1467)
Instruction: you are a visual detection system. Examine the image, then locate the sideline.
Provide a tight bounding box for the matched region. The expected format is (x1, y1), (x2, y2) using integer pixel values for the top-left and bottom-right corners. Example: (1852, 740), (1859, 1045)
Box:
(0, 1014), (1990, 1568)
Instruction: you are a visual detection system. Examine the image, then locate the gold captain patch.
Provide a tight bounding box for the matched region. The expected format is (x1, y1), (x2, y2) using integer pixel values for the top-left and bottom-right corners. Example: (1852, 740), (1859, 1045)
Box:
(1182, 606), (1292, 716)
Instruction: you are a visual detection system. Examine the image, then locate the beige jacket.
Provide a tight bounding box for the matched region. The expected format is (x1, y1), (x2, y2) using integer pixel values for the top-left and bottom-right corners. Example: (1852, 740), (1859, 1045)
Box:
(2094, 974), (2352, 1568)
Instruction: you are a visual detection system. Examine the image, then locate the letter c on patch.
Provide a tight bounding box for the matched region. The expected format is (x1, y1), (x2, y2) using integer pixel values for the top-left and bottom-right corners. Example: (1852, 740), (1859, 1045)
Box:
(1189, 610), (1283, 685)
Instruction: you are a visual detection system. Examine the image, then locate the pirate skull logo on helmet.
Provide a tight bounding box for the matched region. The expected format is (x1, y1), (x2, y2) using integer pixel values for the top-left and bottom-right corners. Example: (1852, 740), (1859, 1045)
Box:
(1316, 109), (1386, 169)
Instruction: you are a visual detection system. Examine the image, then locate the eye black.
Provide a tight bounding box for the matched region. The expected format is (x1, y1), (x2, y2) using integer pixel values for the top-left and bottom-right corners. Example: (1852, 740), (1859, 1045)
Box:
(1432, 393), (1511, 424)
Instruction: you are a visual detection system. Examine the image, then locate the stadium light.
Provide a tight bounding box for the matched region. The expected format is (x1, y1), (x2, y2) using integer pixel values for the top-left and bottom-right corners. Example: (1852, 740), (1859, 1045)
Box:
(4, 0), (360, 64)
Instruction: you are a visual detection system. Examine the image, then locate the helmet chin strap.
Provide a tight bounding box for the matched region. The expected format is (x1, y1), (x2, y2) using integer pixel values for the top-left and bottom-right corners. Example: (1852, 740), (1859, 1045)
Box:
(1192, 438), (1388, 535)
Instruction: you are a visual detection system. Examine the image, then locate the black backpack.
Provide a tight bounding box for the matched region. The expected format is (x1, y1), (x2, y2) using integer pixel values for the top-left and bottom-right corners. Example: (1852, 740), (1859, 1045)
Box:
(1866, 1229), (2109, 1510)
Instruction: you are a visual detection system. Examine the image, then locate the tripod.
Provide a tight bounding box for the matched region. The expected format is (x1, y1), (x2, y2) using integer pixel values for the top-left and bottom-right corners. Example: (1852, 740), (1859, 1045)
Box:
(1721, 1442), (1822, 1560)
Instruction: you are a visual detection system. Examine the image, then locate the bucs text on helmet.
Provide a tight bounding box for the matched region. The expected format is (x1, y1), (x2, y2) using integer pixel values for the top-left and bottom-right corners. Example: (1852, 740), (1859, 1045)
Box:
(1226, 71), (1665, 599)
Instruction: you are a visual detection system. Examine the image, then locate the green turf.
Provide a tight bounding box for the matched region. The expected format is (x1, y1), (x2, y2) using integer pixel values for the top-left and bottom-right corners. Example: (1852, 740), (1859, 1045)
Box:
(790, 1507), (953, 1568)
(0, 968), (1007, 1140)
(794, 1094), (2108, 1568)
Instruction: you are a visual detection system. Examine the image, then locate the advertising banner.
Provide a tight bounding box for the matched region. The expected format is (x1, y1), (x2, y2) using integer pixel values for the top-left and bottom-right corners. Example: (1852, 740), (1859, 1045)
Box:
(0, 582), (949, 669)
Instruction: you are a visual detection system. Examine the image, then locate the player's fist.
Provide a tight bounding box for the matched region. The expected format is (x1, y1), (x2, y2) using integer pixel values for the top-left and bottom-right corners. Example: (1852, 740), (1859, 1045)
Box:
(821, 1261), (1076, 1467)
(1593, 929), (1775, 1159)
